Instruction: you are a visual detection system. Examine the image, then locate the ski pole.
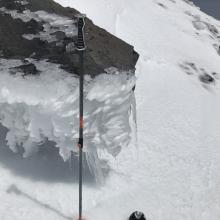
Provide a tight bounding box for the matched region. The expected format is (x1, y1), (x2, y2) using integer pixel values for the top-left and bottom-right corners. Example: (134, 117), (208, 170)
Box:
(76, 14), (86, 220)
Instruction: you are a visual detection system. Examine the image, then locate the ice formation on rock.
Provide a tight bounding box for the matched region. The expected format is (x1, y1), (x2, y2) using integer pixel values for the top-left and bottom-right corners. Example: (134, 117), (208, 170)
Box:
(0, 58), (136, 181)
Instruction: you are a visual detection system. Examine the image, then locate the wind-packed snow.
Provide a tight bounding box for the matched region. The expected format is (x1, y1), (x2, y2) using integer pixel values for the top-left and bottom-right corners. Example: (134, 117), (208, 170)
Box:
(1, 0), (220, 220)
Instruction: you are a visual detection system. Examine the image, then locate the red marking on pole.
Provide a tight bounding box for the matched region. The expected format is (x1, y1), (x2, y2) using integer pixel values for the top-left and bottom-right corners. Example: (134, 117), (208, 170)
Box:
(80, 117), (84, 129)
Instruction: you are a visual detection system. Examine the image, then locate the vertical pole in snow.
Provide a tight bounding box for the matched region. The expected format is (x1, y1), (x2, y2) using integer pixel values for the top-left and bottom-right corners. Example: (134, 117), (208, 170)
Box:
(76, 14), (86, 220)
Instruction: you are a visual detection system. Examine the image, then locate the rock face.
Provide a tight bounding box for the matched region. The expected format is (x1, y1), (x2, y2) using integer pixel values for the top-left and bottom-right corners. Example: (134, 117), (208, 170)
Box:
(0, 0), (139, 76)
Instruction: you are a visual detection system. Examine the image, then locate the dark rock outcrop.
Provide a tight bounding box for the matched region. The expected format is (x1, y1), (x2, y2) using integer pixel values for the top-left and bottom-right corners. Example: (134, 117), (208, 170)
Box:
(0, 0), (139, 76)
(10, 62), (39, 76)
(199, 73), (215, 84)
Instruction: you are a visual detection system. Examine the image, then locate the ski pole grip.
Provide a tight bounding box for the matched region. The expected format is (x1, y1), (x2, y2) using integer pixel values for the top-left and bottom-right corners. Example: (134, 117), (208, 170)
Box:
(76, 15), (86, 51)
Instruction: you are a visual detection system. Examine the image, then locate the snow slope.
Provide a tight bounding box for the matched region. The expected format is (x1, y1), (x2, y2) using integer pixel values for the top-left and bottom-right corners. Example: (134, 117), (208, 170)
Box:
(51, 0), (220, 219)
(1, 0), (220, 220)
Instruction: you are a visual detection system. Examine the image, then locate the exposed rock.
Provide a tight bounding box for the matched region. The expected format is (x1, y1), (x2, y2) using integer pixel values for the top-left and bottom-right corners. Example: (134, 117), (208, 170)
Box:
(180, 61), (219, 86)
(10, 62), (39, 75)
(65, 42), (75, 53)
(199, 73), (215, 84)
(26, 18), (44, 34)
(51, 31), (66, 41)
(206, 23), (219, 35)
(157, 2), (167, 9)
(192, 21), (206, 31)
(0, 0), (139, 76)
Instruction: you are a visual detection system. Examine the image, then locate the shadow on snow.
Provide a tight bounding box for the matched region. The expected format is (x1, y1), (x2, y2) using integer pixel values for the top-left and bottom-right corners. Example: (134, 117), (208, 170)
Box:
(0, 124), (96, 184)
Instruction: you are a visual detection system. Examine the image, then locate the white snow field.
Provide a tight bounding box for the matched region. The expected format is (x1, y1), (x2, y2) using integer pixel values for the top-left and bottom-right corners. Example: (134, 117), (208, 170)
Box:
(1, 0), (220, 219)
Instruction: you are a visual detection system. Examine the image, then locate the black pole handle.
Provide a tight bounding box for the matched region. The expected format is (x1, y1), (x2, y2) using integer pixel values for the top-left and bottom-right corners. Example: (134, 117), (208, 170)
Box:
(76, 16), (86, 51)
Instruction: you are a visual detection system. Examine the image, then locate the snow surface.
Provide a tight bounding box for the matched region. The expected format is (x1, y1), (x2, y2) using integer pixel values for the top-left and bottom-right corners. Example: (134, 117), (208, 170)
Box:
(1, 0), (220, 220)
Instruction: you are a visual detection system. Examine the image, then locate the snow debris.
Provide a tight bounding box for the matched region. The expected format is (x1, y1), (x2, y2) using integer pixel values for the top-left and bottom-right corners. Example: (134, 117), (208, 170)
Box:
(15, 0), (29, 6)
(0, 7), (77, 42)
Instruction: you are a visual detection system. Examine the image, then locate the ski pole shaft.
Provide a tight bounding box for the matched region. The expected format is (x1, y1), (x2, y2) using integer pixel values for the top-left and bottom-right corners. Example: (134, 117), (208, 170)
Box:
(76, 14), (86, 220)
(78, 50), (84, 220)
